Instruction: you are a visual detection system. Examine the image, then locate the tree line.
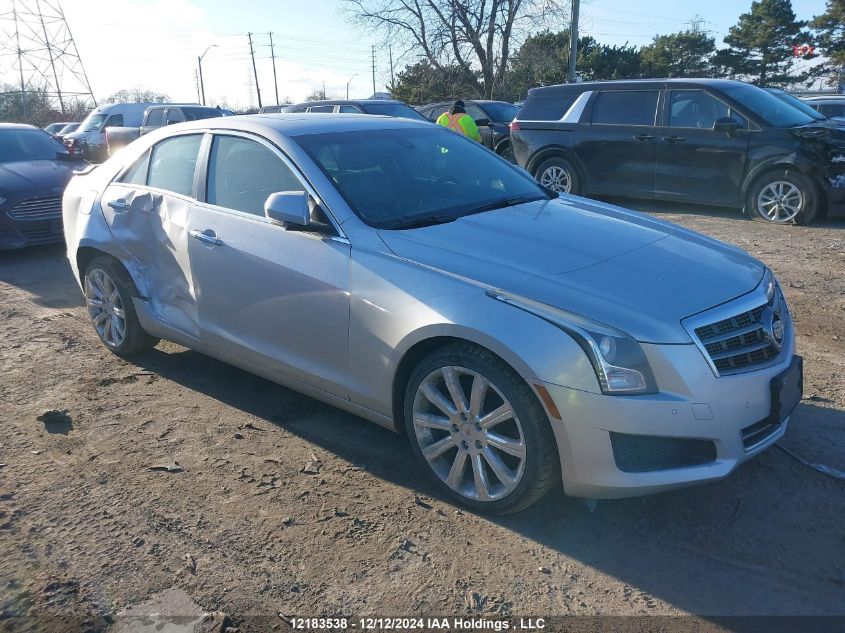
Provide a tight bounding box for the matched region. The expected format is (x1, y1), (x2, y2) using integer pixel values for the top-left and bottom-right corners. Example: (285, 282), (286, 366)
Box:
(353, 0), (844, 103)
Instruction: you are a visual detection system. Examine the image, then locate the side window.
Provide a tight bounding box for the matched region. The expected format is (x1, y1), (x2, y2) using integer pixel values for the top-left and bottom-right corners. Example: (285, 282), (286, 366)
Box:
(145, 109), (164, 127)
(307, 105), (334, 113)
(819, 104), (845, 118)
(207, 136), (305, 216)
(338, 105), (362, 113)
(591, 91), (659, 126)
(669, 90), (726, 129)
(104, 114), (124, 128)
(430, 107), (449, 121)
(119, 149), (151, 185)
(518, 94), (578, 121)
(167, 108), (186, 124)
(465, 105), (486, 121)
(147, 134), (203, 197)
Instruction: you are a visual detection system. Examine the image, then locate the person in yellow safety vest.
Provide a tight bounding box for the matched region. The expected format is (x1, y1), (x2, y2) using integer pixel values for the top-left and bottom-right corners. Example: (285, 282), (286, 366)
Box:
(436, 100), (482, 143)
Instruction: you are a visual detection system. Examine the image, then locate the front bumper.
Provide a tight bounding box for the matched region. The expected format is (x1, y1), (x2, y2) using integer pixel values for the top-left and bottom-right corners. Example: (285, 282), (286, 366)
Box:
(542, 340), (798, 499)
(0, 197), (64, 250)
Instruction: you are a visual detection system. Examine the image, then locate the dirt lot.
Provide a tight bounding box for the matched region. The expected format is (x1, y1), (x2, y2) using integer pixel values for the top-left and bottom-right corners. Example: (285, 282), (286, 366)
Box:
(1, 204), (844, 632)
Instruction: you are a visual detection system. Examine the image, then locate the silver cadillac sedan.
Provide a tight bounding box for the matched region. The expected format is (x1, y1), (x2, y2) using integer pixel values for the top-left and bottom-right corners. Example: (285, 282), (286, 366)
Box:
(63, 114), (802, 514)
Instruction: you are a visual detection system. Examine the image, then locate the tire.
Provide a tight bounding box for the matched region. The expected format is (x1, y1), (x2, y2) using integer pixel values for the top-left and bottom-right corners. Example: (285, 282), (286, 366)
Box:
(746, 169), (818, 225)
(534, 156), (580, 194)
(498, 143), (516, 164)
(84, 256), (159, 356)
(403, 342), (560, 514)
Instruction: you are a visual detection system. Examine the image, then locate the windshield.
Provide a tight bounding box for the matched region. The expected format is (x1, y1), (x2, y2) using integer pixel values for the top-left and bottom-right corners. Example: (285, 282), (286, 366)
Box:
(363, 103), (427, 120)
(482, 102), (520, 123)
(295, 127), (548, 228)
(80, 112), (108, 132)
(0, 129), (69, 163)
(181, 107), (224, 121)
(722, 84), (816, 128)
(766, 88), (826, 122)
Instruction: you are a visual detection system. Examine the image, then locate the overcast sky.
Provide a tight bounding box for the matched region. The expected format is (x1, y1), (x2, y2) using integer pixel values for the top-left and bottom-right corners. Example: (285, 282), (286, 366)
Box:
(0, 0), (827, 108)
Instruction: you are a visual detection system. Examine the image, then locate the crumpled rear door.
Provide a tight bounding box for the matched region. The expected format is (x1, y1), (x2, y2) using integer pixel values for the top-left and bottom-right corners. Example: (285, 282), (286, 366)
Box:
(99, 184), (200, 339)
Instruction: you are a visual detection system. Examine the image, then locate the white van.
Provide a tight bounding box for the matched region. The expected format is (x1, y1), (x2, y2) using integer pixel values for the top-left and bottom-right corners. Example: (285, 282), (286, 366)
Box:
(65, 102), (159, 161)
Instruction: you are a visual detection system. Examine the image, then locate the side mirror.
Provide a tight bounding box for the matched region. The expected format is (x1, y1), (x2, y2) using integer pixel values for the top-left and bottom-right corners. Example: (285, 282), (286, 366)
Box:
(714, 117), (741, 135)
(475, 118), (490, 127)
(265, 191), (310, 227)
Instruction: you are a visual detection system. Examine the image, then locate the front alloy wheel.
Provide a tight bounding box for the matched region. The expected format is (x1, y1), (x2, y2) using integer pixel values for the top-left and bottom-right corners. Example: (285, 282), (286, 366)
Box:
(756, 180), (803, 223)
(404, 343), (560, 514)
(412, 366), (526, 502)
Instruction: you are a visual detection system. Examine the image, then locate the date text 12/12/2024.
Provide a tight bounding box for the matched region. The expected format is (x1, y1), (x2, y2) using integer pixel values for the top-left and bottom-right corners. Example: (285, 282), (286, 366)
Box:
(290, 617), (547, 630)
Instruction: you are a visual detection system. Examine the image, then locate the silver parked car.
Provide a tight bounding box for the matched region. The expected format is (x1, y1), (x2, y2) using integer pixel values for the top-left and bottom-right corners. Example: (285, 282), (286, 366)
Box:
(63, 114), (802, 513)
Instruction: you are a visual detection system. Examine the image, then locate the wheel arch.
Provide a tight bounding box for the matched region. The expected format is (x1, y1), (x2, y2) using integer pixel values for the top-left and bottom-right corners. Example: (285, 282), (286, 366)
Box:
(389, 319), (596, 434)
(741, 159), (825, 215)
(76, 244), (145, 298)
(526, 146), (586, 183)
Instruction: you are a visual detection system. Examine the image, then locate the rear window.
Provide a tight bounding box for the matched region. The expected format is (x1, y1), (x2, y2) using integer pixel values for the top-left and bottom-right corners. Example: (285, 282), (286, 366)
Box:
(518, 94), (578, 121)
(591, 90), (658, 126)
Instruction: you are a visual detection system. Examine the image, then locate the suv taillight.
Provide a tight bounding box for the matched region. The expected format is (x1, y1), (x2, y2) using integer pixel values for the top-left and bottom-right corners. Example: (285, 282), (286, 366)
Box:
(509, 120), (520, 131)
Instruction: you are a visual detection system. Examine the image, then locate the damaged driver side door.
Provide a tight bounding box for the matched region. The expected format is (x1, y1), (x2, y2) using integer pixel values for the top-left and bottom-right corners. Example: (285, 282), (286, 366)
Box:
(99, 133), (205, 340)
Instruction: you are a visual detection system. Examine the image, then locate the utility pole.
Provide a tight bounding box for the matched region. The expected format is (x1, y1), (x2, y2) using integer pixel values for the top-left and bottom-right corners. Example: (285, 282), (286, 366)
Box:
(322, 80), (326, 100)
(567, 0), (580, 83)
(371, 45), (376, 96)
(198, 45), (216, 106)
(388, 44), (395, 91)
(248, 32), (262, 108)
(194, 69), (201, 103)
(269, 32), (280, 106)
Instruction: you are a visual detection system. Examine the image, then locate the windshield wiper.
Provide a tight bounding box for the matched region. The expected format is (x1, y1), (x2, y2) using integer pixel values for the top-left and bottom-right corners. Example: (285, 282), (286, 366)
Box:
(383, 214), (458, 230)
(465, 194), (548, 215)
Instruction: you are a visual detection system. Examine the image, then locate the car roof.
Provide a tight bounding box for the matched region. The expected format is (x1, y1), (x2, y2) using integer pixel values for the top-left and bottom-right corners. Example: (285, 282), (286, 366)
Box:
(163, 112), (432, 137)
(527, 78), (751, 97)
(0, 123), (39, 131)
(423, 100), (513, 107)
(289, 99), (405, 108)
(801, 95), (845, 102)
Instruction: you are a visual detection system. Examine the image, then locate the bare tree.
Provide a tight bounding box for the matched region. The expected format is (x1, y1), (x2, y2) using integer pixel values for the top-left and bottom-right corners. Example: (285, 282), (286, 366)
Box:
(346, 0), (566, 98)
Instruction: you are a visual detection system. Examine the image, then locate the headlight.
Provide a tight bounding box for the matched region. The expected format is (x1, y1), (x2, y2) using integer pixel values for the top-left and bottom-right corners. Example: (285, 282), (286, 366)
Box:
(488, 290), (657, 395)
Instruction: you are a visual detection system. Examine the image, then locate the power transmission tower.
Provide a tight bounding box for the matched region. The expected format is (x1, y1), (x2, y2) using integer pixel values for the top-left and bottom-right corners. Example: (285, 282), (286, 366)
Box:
(0, 0), (96, 117)
(687, 14), (705, 33)
(247, 32), (262, 108)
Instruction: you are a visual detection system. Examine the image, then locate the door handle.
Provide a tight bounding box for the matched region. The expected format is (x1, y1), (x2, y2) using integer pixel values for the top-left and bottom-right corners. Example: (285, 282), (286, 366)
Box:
(633, 134), (655, 142)
(107, 199), (130, 212)
(189, 229), (224, 246)
(662, 135), (686, 143)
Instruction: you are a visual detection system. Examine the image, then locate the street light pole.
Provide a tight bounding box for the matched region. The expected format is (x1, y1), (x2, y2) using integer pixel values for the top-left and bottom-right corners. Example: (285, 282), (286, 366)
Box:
(198, 44), (217, 106)
(346, 74), (357, 99)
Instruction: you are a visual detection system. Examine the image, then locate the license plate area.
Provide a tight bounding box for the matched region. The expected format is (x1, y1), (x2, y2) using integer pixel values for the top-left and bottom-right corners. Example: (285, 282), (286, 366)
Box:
(772, 355), (803, 424)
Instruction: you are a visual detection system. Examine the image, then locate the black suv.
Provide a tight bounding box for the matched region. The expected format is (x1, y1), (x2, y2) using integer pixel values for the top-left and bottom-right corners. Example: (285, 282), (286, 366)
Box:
(417, 100), (520, 161)
(511, 79), (845, 224)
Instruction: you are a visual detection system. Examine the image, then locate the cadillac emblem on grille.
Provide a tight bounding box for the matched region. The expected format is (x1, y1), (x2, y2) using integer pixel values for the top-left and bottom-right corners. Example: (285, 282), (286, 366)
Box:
(764, 308), (785, 349)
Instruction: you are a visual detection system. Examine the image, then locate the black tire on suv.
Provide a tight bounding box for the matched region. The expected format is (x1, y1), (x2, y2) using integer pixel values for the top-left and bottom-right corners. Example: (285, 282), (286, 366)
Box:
(534, 156), (581, 195)
(746, 169), (819, 225)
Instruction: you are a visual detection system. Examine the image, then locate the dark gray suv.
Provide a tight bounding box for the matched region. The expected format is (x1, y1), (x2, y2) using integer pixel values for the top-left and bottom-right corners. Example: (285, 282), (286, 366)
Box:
(511, 78), (845, 225)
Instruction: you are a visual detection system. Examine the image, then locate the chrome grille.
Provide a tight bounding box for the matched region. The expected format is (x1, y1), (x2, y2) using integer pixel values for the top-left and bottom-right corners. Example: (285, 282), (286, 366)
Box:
(8, 196), (63, 220)
(688, 278), (787, 376)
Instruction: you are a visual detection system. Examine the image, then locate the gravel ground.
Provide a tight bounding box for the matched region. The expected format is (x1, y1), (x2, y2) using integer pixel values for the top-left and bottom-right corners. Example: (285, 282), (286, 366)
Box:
(0, 203), (843, 632)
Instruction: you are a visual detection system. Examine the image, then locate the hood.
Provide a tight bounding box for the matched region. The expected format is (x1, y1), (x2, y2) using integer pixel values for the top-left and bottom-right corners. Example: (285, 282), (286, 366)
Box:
(0, 160), (77, 196)
(378, 197), (764, 343)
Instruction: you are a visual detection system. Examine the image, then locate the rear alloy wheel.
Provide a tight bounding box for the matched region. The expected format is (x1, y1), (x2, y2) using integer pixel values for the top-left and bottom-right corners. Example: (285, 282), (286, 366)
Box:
(748, 170), (818, 225)
(535, 156), (579, 194)
(404, 343), (559, 514)
(84, 256), (159, 356)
